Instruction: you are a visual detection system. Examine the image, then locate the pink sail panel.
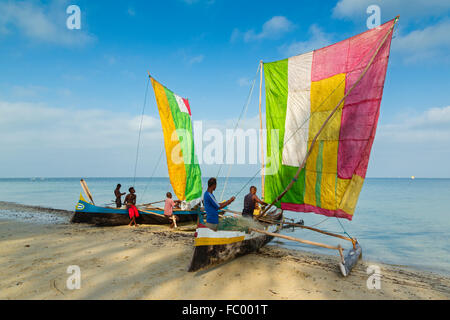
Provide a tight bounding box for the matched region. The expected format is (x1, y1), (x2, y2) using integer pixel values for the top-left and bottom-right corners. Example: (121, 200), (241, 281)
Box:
(338, 24), (394, 179)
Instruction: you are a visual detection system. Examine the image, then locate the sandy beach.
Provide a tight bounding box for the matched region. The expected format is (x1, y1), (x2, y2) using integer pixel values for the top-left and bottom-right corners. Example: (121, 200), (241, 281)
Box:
(0, 216), (449, 300)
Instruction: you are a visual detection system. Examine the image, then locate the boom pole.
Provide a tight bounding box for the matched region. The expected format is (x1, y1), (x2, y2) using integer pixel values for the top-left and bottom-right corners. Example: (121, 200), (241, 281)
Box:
(258, 60), (265, 198)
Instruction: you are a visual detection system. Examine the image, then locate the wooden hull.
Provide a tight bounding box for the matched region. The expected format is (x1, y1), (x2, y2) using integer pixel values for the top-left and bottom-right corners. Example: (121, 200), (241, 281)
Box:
(188, 223), (279, 272)
(71, 200), (199, 226)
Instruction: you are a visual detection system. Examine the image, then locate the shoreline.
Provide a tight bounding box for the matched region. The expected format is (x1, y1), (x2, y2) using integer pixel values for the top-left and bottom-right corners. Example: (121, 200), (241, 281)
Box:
(0, 218), (448, 300)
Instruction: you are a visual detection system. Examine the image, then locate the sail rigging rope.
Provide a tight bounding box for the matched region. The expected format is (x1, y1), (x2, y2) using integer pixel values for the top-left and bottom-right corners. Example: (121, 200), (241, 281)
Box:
(140, 146), (165, 201)
(336, 217), (354, 240)
(216, 62), (261, 201)
(133, 76), (151, 187)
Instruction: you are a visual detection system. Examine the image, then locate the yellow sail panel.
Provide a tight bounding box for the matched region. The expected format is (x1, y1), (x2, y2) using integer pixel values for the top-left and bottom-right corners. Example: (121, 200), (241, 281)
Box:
(151, 78), (187, 200)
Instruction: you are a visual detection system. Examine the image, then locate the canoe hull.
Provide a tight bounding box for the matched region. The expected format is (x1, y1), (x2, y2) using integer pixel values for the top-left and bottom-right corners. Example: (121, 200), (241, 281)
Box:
(71, 200), (199, 226)
(188, 224), (279, 272)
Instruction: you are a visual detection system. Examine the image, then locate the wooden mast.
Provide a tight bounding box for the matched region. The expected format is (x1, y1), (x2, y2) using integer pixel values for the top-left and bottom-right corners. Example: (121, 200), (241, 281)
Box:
(261, 17), (399, 216)
(258, 60), (265, 198)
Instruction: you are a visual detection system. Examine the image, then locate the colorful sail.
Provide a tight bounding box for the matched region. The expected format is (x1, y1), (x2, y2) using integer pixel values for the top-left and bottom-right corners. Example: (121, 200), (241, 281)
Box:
(151, 77), (202, 204)
(264, 18), (396, 220)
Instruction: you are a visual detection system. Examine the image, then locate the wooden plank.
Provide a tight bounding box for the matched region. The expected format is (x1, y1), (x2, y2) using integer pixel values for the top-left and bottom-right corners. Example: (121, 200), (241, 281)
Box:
(80, 179), (95, 205)
(259, 217), (356, 245)
(259, 60), (265, 198)
(249, 228), (341, 251)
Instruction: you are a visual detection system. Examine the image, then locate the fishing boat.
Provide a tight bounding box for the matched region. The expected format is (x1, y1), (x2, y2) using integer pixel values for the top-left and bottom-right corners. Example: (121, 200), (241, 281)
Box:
(189, 16), (399, 276)
(188, 207), (283, 272)
(188, 214), (281, 272)
(71, 189), (200, 226)
(71, 76), (205, 226)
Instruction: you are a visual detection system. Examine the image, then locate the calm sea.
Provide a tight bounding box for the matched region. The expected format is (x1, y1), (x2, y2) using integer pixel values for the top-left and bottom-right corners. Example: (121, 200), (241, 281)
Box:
(0, 177), (449, 275)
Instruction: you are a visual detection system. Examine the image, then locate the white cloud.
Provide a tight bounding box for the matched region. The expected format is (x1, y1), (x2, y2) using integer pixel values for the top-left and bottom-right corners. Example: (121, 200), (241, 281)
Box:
(176, 49), (205, 66)
(2, 99), (449, 178)
(5, 84), (76, 101)
(237, 77), (251, 87)
(181, 0), (215, 5)
(0, 100), (161, 150)
(369, 105), (450, 177)
(127, 7), (136, 16)
(104, 54), (117, 65)
(11, 85), (49, 98)
(379, 105), (450, 142)
(231, 16), (295, 42)
(279, 24), (333, 57)
(393, 20), (450, 63)
(0, 100), (163, 177)
(230, 28), (241, 43)
(332, 0), (450, 63)
(333, 0), (450, 20)
(0, 0), (95, 46)
(188, 54), (205, 65)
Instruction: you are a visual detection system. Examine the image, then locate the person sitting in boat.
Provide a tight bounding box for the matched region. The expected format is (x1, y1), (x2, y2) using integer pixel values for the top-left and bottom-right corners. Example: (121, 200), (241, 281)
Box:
(164, 192), (181, 228)
(203, 177), (235, 231)
(242, 186), (267, 219)
(114, 184), (126, 208)
(124, 187), (139, 227)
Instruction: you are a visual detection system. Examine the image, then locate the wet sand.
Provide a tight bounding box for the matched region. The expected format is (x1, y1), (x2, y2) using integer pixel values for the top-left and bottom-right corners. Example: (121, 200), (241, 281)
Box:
(0, 217), (449, 300)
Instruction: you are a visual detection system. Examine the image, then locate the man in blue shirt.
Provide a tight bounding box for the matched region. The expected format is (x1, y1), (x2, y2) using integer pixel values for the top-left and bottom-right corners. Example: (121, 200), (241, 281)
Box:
(203, 177), (235, 231)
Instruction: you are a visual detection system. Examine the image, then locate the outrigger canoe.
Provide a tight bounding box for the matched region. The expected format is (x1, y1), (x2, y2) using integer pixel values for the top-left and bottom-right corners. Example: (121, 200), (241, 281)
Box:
(188, 210), (283, 272)
(71, 193), (200, 226)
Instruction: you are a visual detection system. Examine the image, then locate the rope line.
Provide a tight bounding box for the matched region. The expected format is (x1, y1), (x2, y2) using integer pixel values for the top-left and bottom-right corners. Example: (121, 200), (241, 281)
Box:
(336, 217), (354, 240)
(310, 217), (330, 228)
(133, 76), (151, 186)
(217, 63), (261, 201)
(141, 146), (165, 201)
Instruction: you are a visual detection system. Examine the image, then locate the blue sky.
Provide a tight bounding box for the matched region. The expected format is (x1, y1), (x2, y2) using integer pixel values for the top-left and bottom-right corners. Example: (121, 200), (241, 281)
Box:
(0, 0), (449, 178)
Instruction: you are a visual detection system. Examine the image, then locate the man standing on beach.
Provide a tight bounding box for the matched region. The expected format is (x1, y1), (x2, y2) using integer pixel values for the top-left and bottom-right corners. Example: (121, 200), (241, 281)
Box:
(114, 184), (126, 208)
(242, 186), (267, 219)
(124, 187), (139, 227)
(203, 178), (235, 231)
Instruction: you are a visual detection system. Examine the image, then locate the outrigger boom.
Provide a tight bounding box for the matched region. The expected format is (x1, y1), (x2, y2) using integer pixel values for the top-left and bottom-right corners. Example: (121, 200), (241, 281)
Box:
(252, 218), (361, 277)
